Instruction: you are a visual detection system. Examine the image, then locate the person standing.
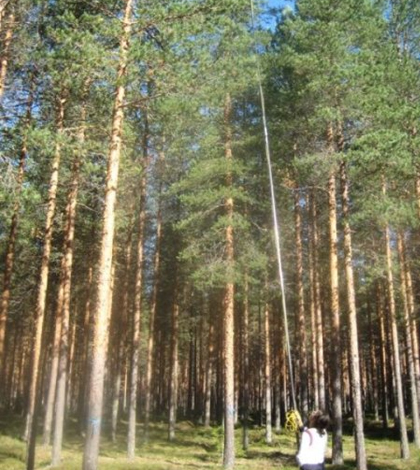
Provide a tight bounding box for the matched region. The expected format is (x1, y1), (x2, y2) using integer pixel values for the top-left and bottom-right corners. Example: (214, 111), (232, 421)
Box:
(296, 411), (330, 470)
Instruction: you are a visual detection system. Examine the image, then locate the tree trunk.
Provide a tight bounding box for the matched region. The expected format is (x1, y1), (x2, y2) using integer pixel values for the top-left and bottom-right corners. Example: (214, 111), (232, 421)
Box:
(242, 273), (250, 449)
(144, 187), (163, 440)
(51, 111), (84, 465)
(0, 6), (14, 98)
(397, 232), (420, 447)
(264, 299), (272, 444)
(127, 134), (148, 459)
(294, 189), (308, 417)
(339, 161), (367, 470)
(25, 92), (66, 470)
(168, 285), (180, 441)
(222, 93), (235, 469)
(82, 2), (133, 468)
(327, 123), (343, 465)
(383, 180), (410, 459)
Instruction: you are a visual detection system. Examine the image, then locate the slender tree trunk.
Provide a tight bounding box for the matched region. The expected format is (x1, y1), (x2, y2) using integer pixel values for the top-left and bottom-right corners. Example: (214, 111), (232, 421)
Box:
(310, 191), (325, 410)
(25, 93), (66, 470)
(42, 268), (65, 447)
(327, 124), (343, 465)
(111, 223), (133, 443)
(127, 134), (148, 459)
(51, 111), (84, 465)
(242, 273), (250, 450)
(377, 283), (389, 428)
(144, 188), (163, 440)
(397, 232), (420, 447)
(168, 285), (180, 441)
(264, 299), (272, 444)
(82, 3), (133, 468)
(400, 235), (420, 419)
(383, 180), (410, 459)
(204, 311), (214, 428)
(339, 161), (367, 470)
(222, 93), (235, 469)
(294, 189), (308, 417)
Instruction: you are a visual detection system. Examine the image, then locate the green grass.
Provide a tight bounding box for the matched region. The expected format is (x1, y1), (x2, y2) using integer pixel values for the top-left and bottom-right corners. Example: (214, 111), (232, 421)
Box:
(1, 415), (420, 469)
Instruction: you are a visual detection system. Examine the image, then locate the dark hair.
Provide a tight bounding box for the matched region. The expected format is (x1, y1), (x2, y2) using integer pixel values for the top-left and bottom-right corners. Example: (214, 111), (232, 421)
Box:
(309, 410), (329, 436)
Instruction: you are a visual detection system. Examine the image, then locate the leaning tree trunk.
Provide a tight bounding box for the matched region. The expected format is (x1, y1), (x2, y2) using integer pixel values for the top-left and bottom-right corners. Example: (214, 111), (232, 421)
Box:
(25, 92), (66, 470)
(382, 179), (410, 459)
(82, 2), (133, 468)
(222, 93), (235, 469)
(339, 161), (367, 470)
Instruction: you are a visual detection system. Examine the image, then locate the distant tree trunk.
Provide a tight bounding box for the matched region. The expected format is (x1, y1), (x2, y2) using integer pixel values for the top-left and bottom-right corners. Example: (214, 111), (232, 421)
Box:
(0, 83), (33, 382)
(327, 123), (342, 465)
(0, 6), (14, 98)
(51, 106), (85, 465)
(339, 161), (367, 470)
(222, 93), (235, 469)
(144, 187), (163, 440)
(377, 283), (389, 428)
(42, 268), (65, 447)
(367, 301), (379, 421)
(111, 222), (133, 443)
(383, 180), (410, 459)
(127, 138), (148, 459)
(25, 92), (66, 470)
(264, 299), (272, 444)
(397, 232), (420, 447)
(294, 188), (308, 417)
(204, 311), (214, 428)
(168, 284), (180, 441)
(82, 2), (133, 468)
(242, 273), (250, 450)
(399, 235), (420, 419)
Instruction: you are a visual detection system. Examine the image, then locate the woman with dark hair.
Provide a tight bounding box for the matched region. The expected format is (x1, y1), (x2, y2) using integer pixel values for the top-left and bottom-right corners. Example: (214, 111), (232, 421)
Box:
(296, 410), (330, 470)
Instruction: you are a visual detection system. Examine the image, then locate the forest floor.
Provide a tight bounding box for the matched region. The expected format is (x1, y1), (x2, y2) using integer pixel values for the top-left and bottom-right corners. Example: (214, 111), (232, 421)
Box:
(1, 414), (420, 469)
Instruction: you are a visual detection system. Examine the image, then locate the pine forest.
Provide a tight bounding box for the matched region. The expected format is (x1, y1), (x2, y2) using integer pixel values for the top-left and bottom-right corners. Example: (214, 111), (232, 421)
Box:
(1, 1), (420, 469)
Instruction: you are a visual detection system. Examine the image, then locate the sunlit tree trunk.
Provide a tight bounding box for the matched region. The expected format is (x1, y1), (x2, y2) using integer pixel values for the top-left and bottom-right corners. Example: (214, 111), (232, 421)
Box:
(82, 2), (133, 468)
(327, 124), (342, 465)
(0, 6), (14, 98)
(25, 92), (66, 470)
(339, 160), (367, 470)
(222, 93), (235, 469)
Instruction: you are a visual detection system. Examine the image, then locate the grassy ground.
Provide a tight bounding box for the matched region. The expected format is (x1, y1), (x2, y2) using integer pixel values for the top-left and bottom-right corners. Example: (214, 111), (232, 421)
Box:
(1, 415), (420, 469)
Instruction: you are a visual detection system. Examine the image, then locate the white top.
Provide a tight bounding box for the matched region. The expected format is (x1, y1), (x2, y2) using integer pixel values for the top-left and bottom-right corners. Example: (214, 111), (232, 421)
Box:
(296, 427), (328, 466)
